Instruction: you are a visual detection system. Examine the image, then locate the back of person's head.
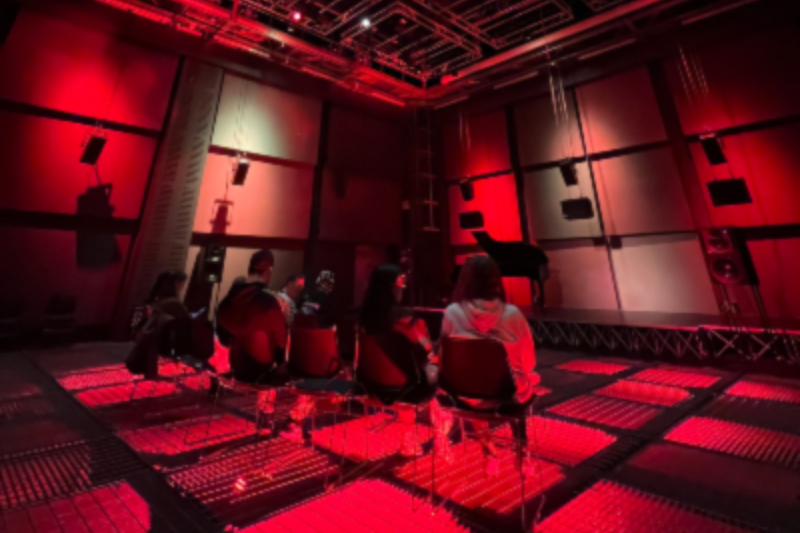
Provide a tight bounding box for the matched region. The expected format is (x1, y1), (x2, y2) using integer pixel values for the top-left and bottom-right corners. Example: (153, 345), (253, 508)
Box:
(284, 273), (305, 298)
(316, 270), (335, 293)
(248, 249), (275, 281)
(148, 270), (188, 303)
(452, 255), (505, 304)
(360, 264), (402, 335)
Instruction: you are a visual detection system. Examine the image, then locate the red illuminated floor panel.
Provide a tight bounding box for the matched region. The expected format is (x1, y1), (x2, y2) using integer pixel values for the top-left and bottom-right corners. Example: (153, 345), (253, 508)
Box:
(665, 417), (800, 469)
(0, 482), (150, 533)
(547, 395), (663, 430)
(555, 360), (629, 375)
(726, 380), (800, 405)
(493, 416), (617, 466)
(241, 479), (471, 533)
(0, 446), (91, 509)
(118, 414), (258, 456)
(394, 440), (563, 515)
(0, 397), (54, 421)
(594, 380), (692, 407)
(75, 381), (178, 408)
(535, 480), (752, 533)
(167, 439), (338, 518)
(58, 367), (139, 392)
(310, 413), (432, 462)
(629, 368), (720, 389)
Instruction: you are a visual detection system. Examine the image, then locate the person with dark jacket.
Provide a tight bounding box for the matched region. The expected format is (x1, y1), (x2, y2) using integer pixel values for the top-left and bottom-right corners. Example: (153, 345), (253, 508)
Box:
(300, 270), (336, 328)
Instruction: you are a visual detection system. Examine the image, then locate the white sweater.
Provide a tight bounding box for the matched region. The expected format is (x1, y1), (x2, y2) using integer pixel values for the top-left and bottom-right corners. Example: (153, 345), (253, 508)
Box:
(441, 299), (539, 402)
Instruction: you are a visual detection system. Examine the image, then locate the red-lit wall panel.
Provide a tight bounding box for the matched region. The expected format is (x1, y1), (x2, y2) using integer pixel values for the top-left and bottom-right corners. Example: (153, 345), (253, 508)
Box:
(193, 153), (313, 239)
(664, 29), (800, 135)
(319, 172), (402, 245)
(0, 111), (155, 218)
(515, 93), (584, 166)
(691, 123), (800, 228)
(0, 10), (178, 131)
(593, 147), (695, 235)
(327, 107), (408, 182)
(0, 227), (130, 326)
(448, 174), (522, 245)
(576, 67), (667, 154)
(540, 240), (618, 310)
(442, 110), (510, 180)
(610, 233), (718, 314)
(212, 75), (321, 164)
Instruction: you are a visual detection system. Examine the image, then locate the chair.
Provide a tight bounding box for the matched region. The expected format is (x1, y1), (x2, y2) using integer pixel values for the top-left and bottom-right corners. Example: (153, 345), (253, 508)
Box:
(437, 336), (536, 532)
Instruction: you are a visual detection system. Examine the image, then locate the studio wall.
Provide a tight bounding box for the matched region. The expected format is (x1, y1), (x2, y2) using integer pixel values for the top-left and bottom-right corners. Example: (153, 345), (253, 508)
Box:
(442, 110), (509, 180)
(448, 174), (522, 246)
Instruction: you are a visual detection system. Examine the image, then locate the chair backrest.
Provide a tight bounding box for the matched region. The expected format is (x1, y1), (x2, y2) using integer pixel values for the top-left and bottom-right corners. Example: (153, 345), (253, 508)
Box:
(293, 313), (319, 329)
(356, 332), (411, 390)
(288, 327), (339, 379)
(439, 336), (515, 400)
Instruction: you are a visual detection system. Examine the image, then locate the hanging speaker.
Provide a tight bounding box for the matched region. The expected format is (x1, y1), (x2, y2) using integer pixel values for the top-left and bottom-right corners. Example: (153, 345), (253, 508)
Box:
(561, 198), (594, 220)
(459, 211), (484, 229)
(707, 178), (752, 207)
(459, 180), (474, 201)
(559, 160), (578, 186)
(199, 244), (226, 283)
(80, 136), (107, 165)
(232, 158), (250, 186)
(699, 227), (758, 286)
(700, 136), (727, 166)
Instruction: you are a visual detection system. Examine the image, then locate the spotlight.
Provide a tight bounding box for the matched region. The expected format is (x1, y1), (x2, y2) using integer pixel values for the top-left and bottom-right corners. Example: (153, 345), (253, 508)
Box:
(291, 10), (302, 22)
(80, 135), (107, 165)
(232, 157), (250, 186)
(361, 17), (371, 28)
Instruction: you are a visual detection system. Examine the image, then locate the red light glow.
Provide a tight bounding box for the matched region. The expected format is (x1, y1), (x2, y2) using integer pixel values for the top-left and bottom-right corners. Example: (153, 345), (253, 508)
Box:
(556, 360), (630, 375)
(536, 480), (751, 533)
(595, 380), (692, 407)
(492, 416), (617, 466)
(547, 395), (662, 430)
(629, 368), (721, 389)
(664, 416), (800, 469)
(241, 479), (470, 533)
(58, 365), (138, 391)
(119, 414), (257, 456)
(394, 440), (563, 514)
(75, 381), (177, 407)
(291, 11), (302, 22)
(725, 380), (800, 404)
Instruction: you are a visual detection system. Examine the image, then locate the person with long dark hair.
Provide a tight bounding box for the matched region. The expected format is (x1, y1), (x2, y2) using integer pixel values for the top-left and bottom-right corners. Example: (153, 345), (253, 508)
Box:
(441, 255), (539, 475)
(358, 264), (450, 457)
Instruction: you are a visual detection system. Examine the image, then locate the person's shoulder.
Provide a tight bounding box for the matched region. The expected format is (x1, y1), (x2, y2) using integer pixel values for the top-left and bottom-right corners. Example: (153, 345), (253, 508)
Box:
(502, 304), (527, 320)
(443, 303), (461, 314)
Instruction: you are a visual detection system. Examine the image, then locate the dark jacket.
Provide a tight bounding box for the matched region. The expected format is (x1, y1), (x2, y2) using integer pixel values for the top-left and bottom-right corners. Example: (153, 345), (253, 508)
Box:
(216, 282), (288, 382)
(126, 297), (191, 378)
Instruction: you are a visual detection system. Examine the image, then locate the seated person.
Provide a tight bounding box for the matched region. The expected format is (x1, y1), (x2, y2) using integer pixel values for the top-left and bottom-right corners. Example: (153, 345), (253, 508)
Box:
(358, 264), (449, 457)
(275, 273), (304, 327)
(127, 270), (191, 379)
(299, 270), (336, 328)
(440, 255), (539, 475)
(216, 250), (288, 413)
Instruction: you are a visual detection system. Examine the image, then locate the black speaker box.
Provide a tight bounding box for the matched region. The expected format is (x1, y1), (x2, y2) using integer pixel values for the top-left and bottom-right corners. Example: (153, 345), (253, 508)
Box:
(559, 160), (578, 186)
(459, 211), (484, 229)
(561, 198), (594, 220)
(699, 227), (758, 286)
(200, 245), (226, 283)
(459, 180), (474, 201)
(707, 178), (752, 207)
(80, 136), (107, 165)
(700, 136), (727, 166)
(232, 158), (250, 186)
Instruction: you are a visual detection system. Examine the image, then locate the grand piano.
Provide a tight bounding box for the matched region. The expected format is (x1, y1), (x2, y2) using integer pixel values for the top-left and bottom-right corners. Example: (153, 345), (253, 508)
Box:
(471, 231), (548, 280)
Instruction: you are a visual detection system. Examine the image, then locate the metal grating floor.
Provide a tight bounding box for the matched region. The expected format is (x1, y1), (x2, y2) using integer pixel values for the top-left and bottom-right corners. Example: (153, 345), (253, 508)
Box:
(726, 380), (800, 405)
(628, 368), (721, 389)
(594, 380), (692, 407)
(665, 416), (800, 469)
(556, 360), (630, 375)
(118, 414), (258, 456)
(535, 480), (754, 533)
(547, 395), (663, 430)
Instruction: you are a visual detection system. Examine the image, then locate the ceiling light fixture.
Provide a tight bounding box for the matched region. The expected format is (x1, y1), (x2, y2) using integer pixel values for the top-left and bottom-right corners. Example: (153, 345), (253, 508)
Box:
(291, 10), (302, 22)
(361, 17), (371, 29)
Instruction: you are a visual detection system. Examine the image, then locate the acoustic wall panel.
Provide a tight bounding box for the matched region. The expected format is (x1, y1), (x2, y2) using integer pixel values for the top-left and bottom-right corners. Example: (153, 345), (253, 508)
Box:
(515, 93), (584, 166)
(664, 29), (800, 136)
(0, 111), (156, 218)
(540, 240), (618, 310)
(576, 67), (667, 154)
(691, 123), (800, 228)
(592, 147), (694, 235)
(319, 172), (402, 245)
(448, 174), (522, 246)
(327, 107), (408, 182)
(193, 153), (313, 239)
(523, 163), (603, 241)
(610, 233), (719, 315)
(0, 227), (130, 326)
(212, 74), (321, 164)
(0, 10), (178, 131)
(442, 110), (510, 180)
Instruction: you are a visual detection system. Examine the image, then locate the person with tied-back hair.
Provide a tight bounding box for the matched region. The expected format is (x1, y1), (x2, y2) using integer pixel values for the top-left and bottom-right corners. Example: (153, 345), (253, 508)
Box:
(440, 255), (539, 476)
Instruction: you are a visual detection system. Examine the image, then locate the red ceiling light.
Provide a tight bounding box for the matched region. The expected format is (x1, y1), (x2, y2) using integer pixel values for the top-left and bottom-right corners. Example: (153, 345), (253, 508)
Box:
(291, 10), (302, 22)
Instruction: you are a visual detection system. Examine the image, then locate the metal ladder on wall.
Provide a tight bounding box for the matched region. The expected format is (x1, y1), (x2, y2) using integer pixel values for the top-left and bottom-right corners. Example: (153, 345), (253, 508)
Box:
(414, 107), (440, 233)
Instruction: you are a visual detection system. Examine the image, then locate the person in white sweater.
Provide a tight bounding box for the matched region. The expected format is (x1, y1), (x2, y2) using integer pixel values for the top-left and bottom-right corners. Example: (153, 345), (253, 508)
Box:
(439, 254), (540, 475)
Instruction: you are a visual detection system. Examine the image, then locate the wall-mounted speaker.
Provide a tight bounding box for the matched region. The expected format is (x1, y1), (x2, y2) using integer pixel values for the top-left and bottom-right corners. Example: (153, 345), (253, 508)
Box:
(699, 227), (758, 286)
(559, 160), (578, 186)
(232, 158), (250, 186)
(199, 244), (226, 283)
(700, 136), (727, 166)
(561, 198), (594, 220)
(707, 178), (752, 207)
(459, 180), (474, 201)
(459, 211), (484, 229)
(80, 136), (107, 165)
